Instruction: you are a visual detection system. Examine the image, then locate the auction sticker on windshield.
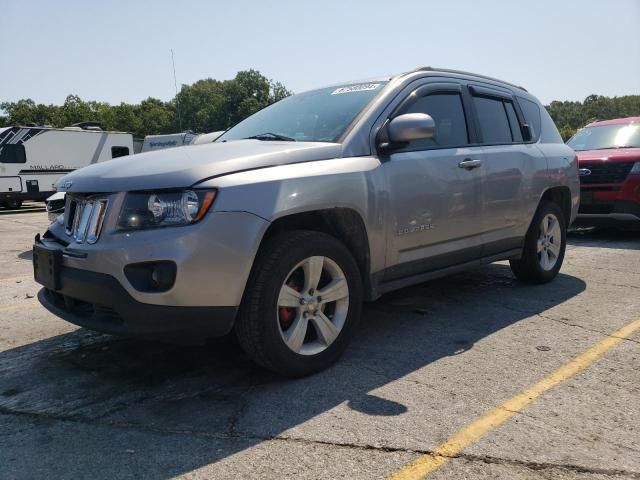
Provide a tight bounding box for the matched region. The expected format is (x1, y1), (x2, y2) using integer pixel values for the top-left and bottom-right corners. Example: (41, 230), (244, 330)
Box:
(331, 83), (381, 95)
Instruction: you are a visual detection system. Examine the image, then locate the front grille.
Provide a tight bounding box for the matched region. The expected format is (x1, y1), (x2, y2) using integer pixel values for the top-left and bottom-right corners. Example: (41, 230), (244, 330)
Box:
(579, 161), (634, 184)
(64, 194), (108, 244)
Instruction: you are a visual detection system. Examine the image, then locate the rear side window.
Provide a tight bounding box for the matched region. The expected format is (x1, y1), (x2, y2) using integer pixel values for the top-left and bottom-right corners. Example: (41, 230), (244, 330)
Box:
(111, 146), (130, 158)
(0, 144), (26, 163)
(517, 97), (542, 142)
(472, 96), (512, 144)
(399, 92), (469, 150)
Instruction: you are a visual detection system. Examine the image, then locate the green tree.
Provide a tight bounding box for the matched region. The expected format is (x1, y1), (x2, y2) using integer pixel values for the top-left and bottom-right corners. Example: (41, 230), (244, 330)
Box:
(546, 94), (640, 141)
(0, 69), (293, 136)
(61, 95), (95, 125)
(174, 69), (293, 132)
(137, 98), (175, 137)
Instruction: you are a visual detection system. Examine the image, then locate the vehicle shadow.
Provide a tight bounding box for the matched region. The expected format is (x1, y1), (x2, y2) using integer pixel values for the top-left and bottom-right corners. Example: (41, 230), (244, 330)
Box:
(17, 250), (32, 261)
(0, 263), (586, 478)
(568, 227), (640, 250)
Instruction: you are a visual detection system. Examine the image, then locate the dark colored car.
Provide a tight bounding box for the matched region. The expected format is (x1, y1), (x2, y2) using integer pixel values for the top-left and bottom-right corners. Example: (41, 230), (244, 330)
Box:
(568, 117), (640, 229)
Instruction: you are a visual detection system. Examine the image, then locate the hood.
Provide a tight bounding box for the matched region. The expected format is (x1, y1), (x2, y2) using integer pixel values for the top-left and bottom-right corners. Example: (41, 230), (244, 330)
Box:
(576, 147), (640, 163)
(57, 140), (342, 193)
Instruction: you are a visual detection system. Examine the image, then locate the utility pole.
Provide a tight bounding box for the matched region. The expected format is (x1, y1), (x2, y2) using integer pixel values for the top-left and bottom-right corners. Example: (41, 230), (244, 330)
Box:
(171, 49), (183, 132)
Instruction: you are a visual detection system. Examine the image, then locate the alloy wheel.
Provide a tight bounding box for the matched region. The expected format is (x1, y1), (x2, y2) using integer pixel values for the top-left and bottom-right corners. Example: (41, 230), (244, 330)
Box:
(537, 213), (562, 271)
(277, 256), (349, 355)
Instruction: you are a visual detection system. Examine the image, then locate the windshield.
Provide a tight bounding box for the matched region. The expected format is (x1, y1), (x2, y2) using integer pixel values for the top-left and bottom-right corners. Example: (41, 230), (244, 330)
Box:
(567, 122), (640, 151)
(218, 82), (388, 143)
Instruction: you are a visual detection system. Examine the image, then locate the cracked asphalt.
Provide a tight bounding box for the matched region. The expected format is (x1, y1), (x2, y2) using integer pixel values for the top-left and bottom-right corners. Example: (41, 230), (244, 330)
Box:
(0, 207), (639, 479)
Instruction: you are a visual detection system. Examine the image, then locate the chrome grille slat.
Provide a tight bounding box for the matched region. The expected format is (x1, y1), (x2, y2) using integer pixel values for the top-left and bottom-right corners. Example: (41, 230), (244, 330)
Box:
(64, 195), (109, 244)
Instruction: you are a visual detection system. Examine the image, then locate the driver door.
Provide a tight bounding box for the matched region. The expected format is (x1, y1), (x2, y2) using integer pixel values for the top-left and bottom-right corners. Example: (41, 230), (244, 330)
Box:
(381, 82), (485, 281)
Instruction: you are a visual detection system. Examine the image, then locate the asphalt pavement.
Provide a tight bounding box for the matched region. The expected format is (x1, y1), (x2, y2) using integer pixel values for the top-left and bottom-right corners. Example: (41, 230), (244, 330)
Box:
(0, 207), (638, 479)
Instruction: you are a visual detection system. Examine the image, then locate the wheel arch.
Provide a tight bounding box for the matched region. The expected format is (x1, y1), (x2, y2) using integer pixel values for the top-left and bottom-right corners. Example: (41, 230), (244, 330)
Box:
(258, 208), (373, 300)
(539, 186), (572, 227)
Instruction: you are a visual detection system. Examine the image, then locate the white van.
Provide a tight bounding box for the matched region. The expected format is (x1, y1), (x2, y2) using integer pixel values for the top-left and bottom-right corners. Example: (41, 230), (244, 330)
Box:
(0, 125), (133, 208)
(140, 131), (197, 153)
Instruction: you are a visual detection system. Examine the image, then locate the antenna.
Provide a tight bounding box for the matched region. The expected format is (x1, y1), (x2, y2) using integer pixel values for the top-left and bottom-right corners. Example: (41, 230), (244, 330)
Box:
(171, 49), (183, 132)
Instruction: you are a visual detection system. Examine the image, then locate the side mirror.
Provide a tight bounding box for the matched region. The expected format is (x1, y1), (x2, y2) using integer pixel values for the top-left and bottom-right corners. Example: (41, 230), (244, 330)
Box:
(521, 124), (533, 142)
(379, 113), (435, 150)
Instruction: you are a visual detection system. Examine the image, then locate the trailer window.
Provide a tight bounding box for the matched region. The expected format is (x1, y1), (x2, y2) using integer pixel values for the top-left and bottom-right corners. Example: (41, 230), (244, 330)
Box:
(0, 144), (26, 163)
(111, 146), (130, 158)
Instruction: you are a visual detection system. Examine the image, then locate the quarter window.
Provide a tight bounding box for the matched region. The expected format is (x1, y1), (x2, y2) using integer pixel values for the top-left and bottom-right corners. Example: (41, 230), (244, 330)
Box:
(399, 92), (469, 150)
(517, 97), (542, 142)
(473, 96), (513, 144)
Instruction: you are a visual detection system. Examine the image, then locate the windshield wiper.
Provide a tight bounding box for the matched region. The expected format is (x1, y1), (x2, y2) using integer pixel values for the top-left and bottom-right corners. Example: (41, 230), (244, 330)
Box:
(244, 132), (296, 141)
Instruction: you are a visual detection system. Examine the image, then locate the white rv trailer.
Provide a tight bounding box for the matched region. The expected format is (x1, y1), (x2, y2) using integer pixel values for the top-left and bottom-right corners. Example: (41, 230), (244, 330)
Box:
(43, 129), (225, 220)
(0, 125), (133, 208)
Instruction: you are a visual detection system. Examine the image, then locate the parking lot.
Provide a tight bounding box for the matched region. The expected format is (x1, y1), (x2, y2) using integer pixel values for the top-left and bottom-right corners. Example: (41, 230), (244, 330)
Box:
(0, 207), (639, 479)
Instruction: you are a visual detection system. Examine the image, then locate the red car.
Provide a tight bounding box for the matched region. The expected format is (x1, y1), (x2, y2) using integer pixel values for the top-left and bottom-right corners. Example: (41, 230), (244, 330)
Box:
(568, 116), (640, 229)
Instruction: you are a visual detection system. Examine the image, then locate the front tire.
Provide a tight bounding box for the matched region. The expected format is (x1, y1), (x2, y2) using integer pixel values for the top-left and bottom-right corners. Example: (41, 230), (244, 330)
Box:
(510, 201), (566, 284)
(235, 230), (363, 377)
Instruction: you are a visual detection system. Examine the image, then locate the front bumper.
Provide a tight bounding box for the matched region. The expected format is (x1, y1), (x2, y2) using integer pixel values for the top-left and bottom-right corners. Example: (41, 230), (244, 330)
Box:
(43, 208), (268, 307)
(575, 200), (640, 229)
(37, 268), (236, 343)
(576, 174), (640, 229)
(34, 208), (270, 341)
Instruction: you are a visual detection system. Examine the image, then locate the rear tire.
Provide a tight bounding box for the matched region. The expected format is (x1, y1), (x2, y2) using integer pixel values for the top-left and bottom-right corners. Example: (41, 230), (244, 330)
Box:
(510, 201), (566, 284)
(5, 199), (22, 209)
(235, 230), (362, 377)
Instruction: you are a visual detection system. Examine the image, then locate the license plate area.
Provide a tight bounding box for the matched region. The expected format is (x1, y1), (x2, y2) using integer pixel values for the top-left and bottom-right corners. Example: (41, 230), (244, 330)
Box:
(33, 243), (62, 290)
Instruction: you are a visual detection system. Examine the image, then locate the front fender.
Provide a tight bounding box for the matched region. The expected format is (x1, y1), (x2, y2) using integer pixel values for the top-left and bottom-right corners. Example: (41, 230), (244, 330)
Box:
(198, 156), (387, 274)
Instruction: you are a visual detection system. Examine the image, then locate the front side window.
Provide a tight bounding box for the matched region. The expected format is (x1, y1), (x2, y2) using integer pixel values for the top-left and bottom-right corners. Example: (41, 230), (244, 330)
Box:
(0, 144), (26, 163)
(567, 123), (640, 151)
(473, 96), (513, 144)
(398, 92), (469, 150)
(218, 82), (389, 143)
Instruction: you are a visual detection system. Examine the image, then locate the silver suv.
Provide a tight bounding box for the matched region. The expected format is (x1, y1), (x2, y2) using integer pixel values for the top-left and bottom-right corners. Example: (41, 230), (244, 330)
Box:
(34, 67), (579, 376)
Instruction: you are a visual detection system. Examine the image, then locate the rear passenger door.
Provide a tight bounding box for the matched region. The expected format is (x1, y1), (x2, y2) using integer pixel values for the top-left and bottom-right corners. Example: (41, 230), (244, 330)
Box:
(468, 85), (539, 256)
(382, 82), (485, 280)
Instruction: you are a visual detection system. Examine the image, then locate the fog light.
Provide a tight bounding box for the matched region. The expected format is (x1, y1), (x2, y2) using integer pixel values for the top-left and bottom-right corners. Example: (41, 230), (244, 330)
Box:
(151, 263), (175, 291)
(124, 261), (177, 293)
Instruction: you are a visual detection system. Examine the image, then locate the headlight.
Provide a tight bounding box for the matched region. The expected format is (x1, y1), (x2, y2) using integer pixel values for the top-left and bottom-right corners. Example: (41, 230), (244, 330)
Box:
(117, 189), (217, 230)
(630, 162), (640, 175)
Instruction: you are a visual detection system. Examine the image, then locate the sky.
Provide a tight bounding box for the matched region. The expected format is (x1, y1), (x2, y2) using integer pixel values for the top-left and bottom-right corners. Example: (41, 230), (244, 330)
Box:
(1, 0), (639, 107)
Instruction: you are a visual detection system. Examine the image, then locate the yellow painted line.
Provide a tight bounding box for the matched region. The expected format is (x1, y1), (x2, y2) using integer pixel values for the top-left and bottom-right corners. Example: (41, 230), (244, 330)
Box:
(387, 317), (640, 480)
(0, 301), (39, 313)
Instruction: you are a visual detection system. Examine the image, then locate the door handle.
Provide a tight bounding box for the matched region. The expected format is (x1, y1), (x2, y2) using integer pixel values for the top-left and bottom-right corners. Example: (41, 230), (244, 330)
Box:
(458, 159), (482, 170)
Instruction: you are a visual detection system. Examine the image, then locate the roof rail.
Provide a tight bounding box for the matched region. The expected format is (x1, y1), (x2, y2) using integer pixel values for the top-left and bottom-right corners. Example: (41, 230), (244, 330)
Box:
(413, 66), (528, 92)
